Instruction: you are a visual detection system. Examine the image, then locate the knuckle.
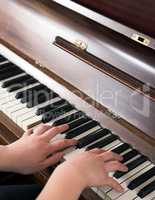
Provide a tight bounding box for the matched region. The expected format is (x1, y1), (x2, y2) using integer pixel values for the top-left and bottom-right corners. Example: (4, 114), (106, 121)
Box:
(61, 140), (68, 146)
(40, 124), (46, 129)
(115, 162), (122, 168)
(52, 126), (59, 132)
(107, 151), (113, 157)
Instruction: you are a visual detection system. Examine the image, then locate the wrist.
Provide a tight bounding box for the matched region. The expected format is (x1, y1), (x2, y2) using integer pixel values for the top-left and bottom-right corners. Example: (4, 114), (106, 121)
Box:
(0, 145), (11, 171)
(0, 144), (19, 172)
(54, 162), (87, 190)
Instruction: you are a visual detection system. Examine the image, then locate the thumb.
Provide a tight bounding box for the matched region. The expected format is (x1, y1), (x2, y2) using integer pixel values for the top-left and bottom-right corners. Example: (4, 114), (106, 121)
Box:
(43, 152), (64, 168)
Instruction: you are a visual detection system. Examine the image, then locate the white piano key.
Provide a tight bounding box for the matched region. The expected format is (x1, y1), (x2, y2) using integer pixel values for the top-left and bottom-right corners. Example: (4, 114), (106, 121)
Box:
(0, 60), (9, 66)
(0, 91), (15, 101)
(32, 97), (61, 110)
(135, 191), (155, 200)
(91, 187), (99, 193)
(1, 100), (21, 115)
(17, 110), (35, 125)
(115, 176), (155, 200)
(9, 97), (60, 117)
(64, 127), (108, 160)
(74, 125), (101, 140)
(118, 161), (151, 183)
(98, 154), (148, 195)
(120, 148), (133, 156)
(107, 164), (154, 199)
(15, 97), (62, 124)
(9, 103), (28, 117)
(103, 140), (122, 151)
(22, 115), (42, 131)
(0, 73), (26, 86)
(1, 99), (21, 109)
(123, 154), (141, 165)
(0, 82), (39, 102)
(47, 109), (78, 126)
(95, 189), (109, 200)
(21, 99), (75, 130)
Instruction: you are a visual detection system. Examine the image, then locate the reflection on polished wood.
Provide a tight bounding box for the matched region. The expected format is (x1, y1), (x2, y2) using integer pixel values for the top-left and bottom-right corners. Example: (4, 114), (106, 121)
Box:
(0, 0), (155, 199)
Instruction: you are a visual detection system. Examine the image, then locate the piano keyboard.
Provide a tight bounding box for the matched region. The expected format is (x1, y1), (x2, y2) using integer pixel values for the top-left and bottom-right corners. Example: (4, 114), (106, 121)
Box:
(0, 53), (155, 200)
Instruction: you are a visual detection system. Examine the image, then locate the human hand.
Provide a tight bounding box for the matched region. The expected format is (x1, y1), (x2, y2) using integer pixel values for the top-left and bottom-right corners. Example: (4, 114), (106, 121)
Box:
(4, 124), (76, 174)
(57, 149), (128, 192)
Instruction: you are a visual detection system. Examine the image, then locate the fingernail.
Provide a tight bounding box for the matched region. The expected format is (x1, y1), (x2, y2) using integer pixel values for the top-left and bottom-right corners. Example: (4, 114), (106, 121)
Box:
(72, 139), (78, 144)
(60, 124), (69, 129)
(123, 166), (128, 171)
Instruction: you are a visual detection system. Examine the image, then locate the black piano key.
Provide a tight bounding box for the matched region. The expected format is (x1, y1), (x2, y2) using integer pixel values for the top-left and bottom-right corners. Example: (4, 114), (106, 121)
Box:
(77, 128), (110, 149)
(0, 66), (23, 81)
(27, 92), (59, 108)
(86, 134), (118, 150)
(137, 180), (155, 198)
(21, 86), (51, 103)
(2, 74), (32, 88)
(114, 155), (148, 179)
(53, 111), (86, 126)
(0, 62), (15, 72)
(121, 149), (139, 164)
(128, 166), (155, 190)
(15, 84), (46, 99)
(42, 104), (75, 123)
(65, 121), (99, 139)
(68, 117), (91, 130)
(112, 143), (131, 154)
(0, 55), (7, 63)
(7, 78), (38, 92)
(36, 99), (66, 115)
(21, 87), (51, 104)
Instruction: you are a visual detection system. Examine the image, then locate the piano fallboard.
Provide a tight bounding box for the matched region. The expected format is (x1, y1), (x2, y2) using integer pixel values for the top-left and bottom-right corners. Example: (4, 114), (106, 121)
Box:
(0, 47), (155, 200)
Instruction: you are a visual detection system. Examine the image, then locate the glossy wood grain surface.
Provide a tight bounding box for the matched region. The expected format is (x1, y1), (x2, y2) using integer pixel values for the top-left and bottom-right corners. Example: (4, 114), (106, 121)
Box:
(73, 0), (155, 38)
(0, 2), (155, 198)
(0, 0), (155, 139)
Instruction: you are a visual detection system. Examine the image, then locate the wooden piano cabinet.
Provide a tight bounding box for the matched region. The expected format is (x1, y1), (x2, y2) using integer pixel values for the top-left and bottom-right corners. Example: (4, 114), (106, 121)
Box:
(0, 0), (155, 199)
(73, 0), (155, 38)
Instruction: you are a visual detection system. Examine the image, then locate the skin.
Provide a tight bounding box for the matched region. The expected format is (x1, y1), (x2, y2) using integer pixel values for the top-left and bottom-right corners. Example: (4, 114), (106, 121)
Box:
(0, 124), (128, 200)
(37, 149), (128, 200)
(0, 124), (76, 174)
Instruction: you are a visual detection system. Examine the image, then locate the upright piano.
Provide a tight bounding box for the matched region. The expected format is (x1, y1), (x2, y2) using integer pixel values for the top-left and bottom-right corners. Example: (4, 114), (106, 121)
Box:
(0, 0), (155, 199)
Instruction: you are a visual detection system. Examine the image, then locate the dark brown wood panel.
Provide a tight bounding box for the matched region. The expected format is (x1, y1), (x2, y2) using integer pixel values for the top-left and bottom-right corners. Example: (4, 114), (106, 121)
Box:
(54, 36), (155, 101)
(73, 0), (155, 38)
(0, 0), (155, 140)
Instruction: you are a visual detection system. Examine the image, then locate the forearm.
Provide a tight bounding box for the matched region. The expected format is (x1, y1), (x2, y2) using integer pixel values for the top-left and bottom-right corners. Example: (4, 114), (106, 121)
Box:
(37, 164), (86, 200)
(0, 145), (12, 172)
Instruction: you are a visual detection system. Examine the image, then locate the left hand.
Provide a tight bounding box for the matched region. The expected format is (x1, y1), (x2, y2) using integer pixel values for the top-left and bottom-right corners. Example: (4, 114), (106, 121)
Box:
(3, 124), (76, 174)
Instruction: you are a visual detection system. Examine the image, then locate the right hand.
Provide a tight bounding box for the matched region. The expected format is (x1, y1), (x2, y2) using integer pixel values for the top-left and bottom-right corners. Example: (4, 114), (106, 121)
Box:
(58, 149), (128, 192)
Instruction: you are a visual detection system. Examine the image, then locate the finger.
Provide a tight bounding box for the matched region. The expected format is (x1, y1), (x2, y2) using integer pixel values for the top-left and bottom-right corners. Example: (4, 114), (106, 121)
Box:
(100, 151), (123, 162)
(24, 128), (33, 136)
(43, 152), (64, 168)
(33, 124), (52, 136)
(104, 161), (128, 173)
(106, 177), (124, 192)
(90, 148), (106, 154)
(41, 124), (69, 141)
(48, 139), (77, 153)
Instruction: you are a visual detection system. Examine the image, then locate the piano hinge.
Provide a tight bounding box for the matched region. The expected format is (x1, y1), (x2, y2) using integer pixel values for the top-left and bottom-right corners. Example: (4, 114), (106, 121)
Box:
(131, 33), (150, 46)
(74, 40), (88, 51)
(35, 61), (46, 69)
(106, 109), (121, 120)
